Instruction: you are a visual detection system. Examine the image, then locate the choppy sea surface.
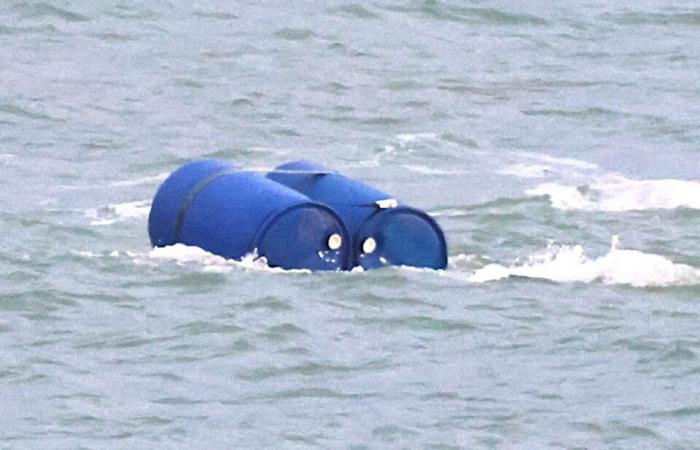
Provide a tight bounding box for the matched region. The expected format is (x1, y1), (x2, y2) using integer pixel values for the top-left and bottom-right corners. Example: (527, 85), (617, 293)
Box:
(2, 1), (700, 448)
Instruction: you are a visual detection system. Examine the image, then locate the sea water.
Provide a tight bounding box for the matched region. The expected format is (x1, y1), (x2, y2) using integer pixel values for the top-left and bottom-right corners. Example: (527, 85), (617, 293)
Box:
(1, 1), (699, 448)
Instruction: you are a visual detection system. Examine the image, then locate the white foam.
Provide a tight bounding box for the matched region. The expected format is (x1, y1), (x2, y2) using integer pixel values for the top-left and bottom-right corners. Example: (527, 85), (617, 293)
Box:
(396, 133), (438, 146)
(498, 163), (552, 179)
(468, 237), (700, 287)
(246, 146), (291, 156)
(429, 209), (467, 218)
(520, 152), (599, 170)
(133, 243), (311, 274)
(354, 155), (381, 168)
(87, 200), (151, 226)
(402, 164), (460, 175)
(527, 176), (700, 211)
(110, 173), (169, 187)
(447, 253), (480, 270)
(71, 250), (98, 258)
(144, 244), (242, 273)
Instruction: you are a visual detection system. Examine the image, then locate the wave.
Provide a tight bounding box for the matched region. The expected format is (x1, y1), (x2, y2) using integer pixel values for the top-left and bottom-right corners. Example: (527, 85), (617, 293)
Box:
(467, 237), (700, 287)
(402, 164), (464, 175)
(11, 2), (89, 22)
(87, 200), (151, 226)
(72, 238), (699, 287)
(518, 152), (599, 170)
(131, 244), (311, 274)
(603, 11), (700, 27)
(527, 175), (700, 211)
(395, 133), (438, 146)
(70, 244), (309, 274)
(429, 208), (468, 218)
(109, 173), (169, 187)
(142, 241), (700, 285)
(499, 152), (598, 180)
(498, 163), (553, 179)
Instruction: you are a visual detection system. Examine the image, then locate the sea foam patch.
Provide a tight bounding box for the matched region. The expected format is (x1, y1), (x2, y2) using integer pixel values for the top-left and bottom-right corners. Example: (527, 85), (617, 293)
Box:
(498, 163), (553, 179)
(519, 152), (599, 170)
(402, 164), (465, 175)
(132, 243), (311, 274)
(87, 200), (151, 226)
(396, 133), (438, 147)
(468, 237), (700, 287)
(109, 173), (169, 187)
(500, 151), (599, 180)
(527, 176), (700, 211)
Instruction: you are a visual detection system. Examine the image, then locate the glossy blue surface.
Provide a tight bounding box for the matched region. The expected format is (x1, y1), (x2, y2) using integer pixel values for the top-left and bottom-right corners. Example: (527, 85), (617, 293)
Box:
(149, 160), (350, 270)
(268, 160), (447, 269)
(148, 159), (235, 247)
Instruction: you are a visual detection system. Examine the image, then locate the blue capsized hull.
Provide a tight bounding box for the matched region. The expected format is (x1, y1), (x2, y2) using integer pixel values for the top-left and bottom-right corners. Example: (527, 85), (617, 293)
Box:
(148, 160), (351, 271)
(267, 160), (447, 270)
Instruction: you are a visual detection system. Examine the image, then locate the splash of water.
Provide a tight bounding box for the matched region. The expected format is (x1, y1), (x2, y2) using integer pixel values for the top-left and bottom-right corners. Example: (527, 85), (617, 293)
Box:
(468, 237), (700, 287)
(527, 176), (700, 211)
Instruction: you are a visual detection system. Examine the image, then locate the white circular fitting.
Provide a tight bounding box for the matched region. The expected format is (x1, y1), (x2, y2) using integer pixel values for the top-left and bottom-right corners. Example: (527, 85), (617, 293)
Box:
(327, 233), (343, 250)
(362, 237), (377, 254)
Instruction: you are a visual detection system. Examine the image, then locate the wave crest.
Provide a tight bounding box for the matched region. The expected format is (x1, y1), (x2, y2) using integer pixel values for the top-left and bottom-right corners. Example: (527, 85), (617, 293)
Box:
(468, 237), (700, 287)
(133, 244), (311, 274)
(87, 200), (151, 226)
(527, 176), (700, 211)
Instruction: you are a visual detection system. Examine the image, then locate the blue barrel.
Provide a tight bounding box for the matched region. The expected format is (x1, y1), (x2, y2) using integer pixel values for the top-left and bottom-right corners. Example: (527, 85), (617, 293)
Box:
(267, 160), (447, 270)
(148, 159), (351, 271)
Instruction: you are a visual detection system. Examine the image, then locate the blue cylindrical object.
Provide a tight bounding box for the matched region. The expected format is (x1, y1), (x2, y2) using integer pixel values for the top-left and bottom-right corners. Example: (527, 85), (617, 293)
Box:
(267, 160), (448, 270)
(148, 159), (351, 271)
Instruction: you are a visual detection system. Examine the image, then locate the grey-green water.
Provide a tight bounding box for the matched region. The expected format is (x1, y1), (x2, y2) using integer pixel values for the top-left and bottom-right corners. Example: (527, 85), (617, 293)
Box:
(2, 1), (700, 448)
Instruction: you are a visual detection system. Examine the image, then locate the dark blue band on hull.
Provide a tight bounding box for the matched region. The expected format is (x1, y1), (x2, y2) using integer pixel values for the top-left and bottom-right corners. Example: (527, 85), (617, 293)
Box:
(148, 160), (234, 248)
(149, 160), (351, 271)
(173, 170), (240, 242)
